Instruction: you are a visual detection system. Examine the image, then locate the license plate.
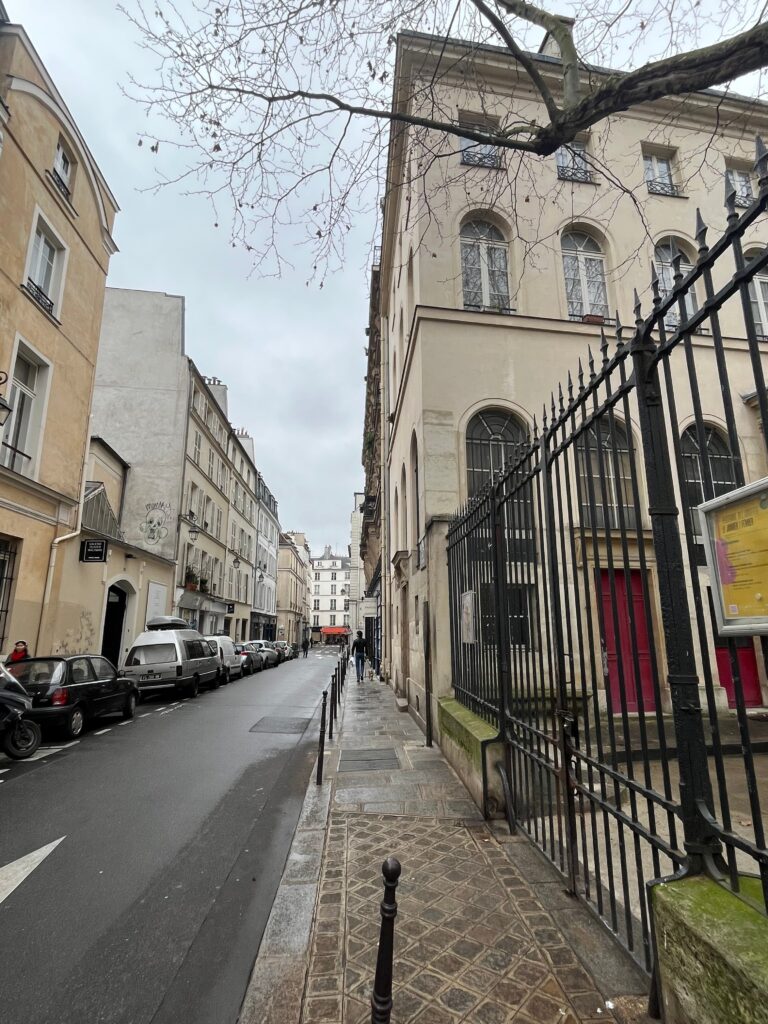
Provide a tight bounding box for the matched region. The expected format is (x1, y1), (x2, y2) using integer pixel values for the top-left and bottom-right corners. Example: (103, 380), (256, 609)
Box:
(140, 673), (155, 680)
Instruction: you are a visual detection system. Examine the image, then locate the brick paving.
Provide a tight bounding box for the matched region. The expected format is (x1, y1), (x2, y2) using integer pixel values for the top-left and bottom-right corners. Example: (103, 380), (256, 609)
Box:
(296, 677), (651, 1024)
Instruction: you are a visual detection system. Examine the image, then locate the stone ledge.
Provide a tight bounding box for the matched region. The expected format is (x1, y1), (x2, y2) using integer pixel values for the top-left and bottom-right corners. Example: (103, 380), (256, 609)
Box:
(437, 697), (503, 816)
(653, 874), (768, 1024)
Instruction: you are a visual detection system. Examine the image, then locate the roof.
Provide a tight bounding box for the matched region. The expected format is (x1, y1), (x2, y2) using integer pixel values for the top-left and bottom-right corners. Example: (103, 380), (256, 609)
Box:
(0, 3), (9, 24)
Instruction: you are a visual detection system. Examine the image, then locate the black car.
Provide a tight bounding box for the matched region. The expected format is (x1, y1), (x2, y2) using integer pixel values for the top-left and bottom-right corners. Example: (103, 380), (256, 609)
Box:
(6, 656), (138, 739)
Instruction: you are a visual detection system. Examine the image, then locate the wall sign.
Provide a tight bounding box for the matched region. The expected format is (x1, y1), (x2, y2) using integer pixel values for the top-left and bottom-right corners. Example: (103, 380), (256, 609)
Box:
(700, 476), (768, 636)
(146, 581), (168, 625)
(460, 590), (476, 644)
(80, 539), (108, 563)
(226, 603), (235, 614)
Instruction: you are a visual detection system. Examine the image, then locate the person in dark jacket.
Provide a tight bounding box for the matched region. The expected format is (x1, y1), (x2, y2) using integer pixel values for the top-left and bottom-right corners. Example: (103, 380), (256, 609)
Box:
(301, 638), (310, 658)
(6, 640), (30, 665)
(351, 631), (368, 682)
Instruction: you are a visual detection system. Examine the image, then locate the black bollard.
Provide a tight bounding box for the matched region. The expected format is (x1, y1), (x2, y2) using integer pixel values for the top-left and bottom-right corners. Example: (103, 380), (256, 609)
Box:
(328, 678), (335, 740)
(316, 690), (328, 785)
(370, 857), (401, 1024)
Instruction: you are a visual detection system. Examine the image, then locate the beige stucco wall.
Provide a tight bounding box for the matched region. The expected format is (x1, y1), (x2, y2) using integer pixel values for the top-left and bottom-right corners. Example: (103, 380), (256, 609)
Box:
(0, 25), (118, 655)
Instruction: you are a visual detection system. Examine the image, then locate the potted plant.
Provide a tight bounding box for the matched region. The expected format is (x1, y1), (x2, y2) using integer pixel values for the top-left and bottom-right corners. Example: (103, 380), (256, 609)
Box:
(184, 565), (199, 591)
(199, 577), (209, 594)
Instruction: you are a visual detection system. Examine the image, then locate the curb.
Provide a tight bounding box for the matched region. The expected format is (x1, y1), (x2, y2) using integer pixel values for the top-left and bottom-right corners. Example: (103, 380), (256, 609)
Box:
(238, 670), (348, 1024)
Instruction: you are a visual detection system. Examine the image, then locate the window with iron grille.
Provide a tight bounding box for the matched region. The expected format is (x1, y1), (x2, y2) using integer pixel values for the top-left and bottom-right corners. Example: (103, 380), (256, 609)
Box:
(459, 121), (502, 168)
(1, 345), (50, 477)
(655, 238), (698, 328)
(680, 425), (739, 538)
(466, 408), (528, 498)
(460, 221), (511, 313)
(643, 151), (681, 196)
(0, 537), (19, 651)
(726, 167), (754, 208)
(555, 141), (591, 182)
(576, 420), (637, 530)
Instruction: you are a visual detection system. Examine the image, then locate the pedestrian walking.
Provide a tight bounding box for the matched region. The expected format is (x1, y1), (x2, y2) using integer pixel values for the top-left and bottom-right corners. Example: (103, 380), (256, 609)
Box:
(6, 640), (30, 665)
(351, 631), (368, 683)
(302, 638), (310, 658)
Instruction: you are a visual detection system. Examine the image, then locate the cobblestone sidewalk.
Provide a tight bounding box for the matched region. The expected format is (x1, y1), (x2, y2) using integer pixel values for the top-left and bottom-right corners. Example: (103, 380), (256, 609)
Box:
(241, 674), (651, 1024)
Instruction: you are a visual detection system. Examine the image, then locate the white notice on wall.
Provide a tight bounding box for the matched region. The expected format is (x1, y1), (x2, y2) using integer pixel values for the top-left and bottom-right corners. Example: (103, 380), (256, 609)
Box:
(461, 591), (476, 644)
(146, 581), (168, 625)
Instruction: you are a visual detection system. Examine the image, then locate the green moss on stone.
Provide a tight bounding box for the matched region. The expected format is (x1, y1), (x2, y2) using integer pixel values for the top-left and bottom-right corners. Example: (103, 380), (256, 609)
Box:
(437, 698), (498, 768)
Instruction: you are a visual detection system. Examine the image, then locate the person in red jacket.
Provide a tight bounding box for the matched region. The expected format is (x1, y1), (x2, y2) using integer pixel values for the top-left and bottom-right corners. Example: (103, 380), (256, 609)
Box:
(6, 640), (30, 665)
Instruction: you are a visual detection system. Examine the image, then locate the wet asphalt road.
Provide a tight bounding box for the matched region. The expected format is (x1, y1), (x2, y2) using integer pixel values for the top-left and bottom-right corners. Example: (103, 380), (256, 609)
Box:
(0, 648), (335, 1024)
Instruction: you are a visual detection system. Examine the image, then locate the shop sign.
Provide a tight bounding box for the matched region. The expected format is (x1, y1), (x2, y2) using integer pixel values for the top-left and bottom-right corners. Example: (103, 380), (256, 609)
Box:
(700, 476), (768, 635)
(80, 539), (108, 563)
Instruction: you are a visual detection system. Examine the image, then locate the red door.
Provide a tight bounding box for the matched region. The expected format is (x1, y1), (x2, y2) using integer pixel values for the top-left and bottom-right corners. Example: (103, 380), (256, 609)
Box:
(600, 569), (656, 713)
(714, 640), (762, 708)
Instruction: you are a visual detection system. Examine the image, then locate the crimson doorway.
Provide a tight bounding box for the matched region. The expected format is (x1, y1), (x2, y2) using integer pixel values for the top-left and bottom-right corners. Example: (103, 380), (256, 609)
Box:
(600, 569), (656, 713)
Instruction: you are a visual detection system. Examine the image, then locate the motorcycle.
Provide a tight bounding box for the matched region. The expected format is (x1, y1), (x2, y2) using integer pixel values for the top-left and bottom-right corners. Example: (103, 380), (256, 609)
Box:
(0, 666), (42, 759)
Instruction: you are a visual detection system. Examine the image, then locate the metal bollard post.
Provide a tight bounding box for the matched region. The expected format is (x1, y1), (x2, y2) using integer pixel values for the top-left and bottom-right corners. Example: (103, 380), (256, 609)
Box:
(370, 857), (401, 1024)
(328, 678), (335, 740)
(316, 690), (328, 785)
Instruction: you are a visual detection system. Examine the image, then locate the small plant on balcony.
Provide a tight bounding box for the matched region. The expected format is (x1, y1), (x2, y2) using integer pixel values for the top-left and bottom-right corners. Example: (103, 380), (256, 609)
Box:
(184, 565), (199, 590)
(199, 577), (209, 594)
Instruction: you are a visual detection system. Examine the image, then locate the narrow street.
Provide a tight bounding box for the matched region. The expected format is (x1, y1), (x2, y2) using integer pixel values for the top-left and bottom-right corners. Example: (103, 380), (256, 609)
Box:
(0, 649), (335, 1024)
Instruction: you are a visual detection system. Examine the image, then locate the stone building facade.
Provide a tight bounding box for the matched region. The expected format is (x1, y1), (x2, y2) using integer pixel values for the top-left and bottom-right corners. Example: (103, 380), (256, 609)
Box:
(365, 31), (768, 785)
(277, 531), (310, 645)
(310, 545), (350, 644)
(0, 12), (119, 656)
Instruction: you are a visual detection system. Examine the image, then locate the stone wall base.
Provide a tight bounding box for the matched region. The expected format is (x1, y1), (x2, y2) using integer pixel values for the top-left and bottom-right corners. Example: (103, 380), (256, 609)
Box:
(436, 697), (504, 817)
(652, 874), (768, 1024)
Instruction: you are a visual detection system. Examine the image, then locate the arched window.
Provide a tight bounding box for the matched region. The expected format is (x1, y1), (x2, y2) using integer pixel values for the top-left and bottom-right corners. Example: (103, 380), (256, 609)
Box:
(655, 237), (697, 327)
(410, 433), (420, 551)
(746, 248), (768, 337)
(681, 426), (739, 528)
(577, 420), (634, 529)
(400, 464), (408, 550)
(460, 220), (510, 312)
(393, 487), (399, 554)
(466, 408), (528, 497)
(561, 231), (608, 321)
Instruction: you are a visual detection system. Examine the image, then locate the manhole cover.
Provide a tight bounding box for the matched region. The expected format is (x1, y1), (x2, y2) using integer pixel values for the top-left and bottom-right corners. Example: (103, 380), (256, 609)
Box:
(250, 717), (310, 734)
(338, 747), (400, 772)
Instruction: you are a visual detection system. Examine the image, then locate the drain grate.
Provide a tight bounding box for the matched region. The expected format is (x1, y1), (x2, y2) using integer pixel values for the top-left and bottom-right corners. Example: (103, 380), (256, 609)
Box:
(338, 746), (400, 772)
(250, 716), (310, 734)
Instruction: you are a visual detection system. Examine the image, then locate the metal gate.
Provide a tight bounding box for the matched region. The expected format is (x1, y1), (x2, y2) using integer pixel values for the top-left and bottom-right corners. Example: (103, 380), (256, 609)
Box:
(447, 145), (768, 972)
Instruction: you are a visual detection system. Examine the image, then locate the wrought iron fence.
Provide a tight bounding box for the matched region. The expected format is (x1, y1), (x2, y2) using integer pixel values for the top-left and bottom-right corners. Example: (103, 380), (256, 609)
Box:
(447, 138), (768, 974)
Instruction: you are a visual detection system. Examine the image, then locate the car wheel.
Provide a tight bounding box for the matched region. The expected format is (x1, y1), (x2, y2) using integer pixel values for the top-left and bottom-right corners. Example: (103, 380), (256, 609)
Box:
(187, 676), (200, 698)
(64, 705), (86, 739)
(122, 692), (137, 720)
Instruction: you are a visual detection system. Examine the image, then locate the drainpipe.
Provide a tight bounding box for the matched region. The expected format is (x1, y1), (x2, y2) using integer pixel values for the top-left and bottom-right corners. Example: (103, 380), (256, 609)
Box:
(36, 421), (91, 653)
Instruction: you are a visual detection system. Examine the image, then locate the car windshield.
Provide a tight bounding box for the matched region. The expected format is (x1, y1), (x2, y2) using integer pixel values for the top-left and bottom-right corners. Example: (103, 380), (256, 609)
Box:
(234, 644), (245, 653)
(125, 643), (177, 666)
(6, 660), (66, 687)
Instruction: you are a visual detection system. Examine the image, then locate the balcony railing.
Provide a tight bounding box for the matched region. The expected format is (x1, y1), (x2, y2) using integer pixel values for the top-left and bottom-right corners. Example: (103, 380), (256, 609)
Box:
(734, 192), (753, 208)
(557, 163), (593, 183)
(25, 278), (54, 316)
(463, 303), (516, 315)
(51, 168), (71, 200)
(646, 178), (683, 197)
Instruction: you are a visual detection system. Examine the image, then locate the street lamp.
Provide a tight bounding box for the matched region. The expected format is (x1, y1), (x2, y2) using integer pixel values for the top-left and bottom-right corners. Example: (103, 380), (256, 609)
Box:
(233, 555), (241, 570)
(258, 571), (264, 583)
(0, 372), (12, 428)
(184, 509), (199, 543)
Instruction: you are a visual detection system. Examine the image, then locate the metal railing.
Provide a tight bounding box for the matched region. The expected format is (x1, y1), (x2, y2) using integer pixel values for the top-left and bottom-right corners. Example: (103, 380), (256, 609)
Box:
(25, 278), (54, 316)
(51, 168), (71, 200)
(557, 163), (593, 183)
(646, 178), (684, 197)
(447, 139), (768, 976)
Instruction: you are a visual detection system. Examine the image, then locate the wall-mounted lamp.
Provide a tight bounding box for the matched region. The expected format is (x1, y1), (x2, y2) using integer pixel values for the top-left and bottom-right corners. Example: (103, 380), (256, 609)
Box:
(233, 555), (241, 570)
(183, 509), (200, 543)
(0, 372), (13, 428)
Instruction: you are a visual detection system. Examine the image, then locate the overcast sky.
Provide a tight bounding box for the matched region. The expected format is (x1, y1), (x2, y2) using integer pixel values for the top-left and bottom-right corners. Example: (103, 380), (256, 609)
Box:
(10, 0), (371, 556)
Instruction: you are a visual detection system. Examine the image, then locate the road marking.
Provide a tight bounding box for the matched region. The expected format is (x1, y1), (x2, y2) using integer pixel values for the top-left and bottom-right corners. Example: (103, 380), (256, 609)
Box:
(0, 837), (66, 907)
(59, 741), (80, 749)
(0, 768), (9, 774)
(25, 747), (63, 761)
(118, 720), (132, 726)
(139, 713), (152, 718)
(159, 706), (180, 715)
(94, 729), (111, 735)
(155, 707), (167, 712)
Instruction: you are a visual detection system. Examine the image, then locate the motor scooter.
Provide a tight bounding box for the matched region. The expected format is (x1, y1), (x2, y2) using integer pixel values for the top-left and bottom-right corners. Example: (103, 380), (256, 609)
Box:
(0, 667), (41, 759)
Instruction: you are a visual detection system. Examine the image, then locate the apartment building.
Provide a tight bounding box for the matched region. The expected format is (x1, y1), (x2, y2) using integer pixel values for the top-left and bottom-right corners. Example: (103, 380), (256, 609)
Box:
(367, 31), (768, 755)
(277, 532), (310, 645)
(347, 493), (366, 638)
(252, 473), (279, 640)
(310, 545), (350, 644)
(93, 288), (280, 644)
(0, 11), (119, 655)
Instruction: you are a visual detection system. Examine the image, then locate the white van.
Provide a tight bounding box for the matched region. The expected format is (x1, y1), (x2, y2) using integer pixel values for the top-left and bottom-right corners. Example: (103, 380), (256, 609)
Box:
(204, 635), (242, 683)
(123, 617), (220, 698)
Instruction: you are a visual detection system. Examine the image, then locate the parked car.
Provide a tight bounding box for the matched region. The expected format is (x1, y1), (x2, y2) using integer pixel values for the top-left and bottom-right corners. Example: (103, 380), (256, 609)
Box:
(122, 617), (220, 698)
(204, 634), (242, 683)
(251, 640), (279, 668)
(274, 640), (293, 660)
(264, 640), (284, 664)
(6, 655), (139, 739)
(234, 642), (264, 675)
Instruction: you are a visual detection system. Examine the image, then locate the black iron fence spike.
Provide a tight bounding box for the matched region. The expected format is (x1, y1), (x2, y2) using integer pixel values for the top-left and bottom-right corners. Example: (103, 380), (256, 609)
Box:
(695, 207), (708, 251)
(633, 288), (643, 323)
(724, 174), (738, 216)
(577, 357), (585, 391)
(600, 328), (609, 365)
(756, 134), (768, 186)
(567, 371), (574, 400)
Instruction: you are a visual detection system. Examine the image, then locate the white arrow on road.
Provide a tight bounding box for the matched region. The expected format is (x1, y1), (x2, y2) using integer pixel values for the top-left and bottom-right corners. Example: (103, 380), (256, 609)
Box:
(0, 837), (65, 906)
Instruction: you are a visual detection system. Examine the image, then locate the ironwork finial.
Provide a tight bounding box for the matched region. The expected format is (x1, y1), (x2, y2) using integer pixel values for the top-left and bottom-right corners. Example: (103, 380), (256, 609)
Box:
(670, 238), (683, 281)
(558, 383), (565, 413)
(587, 346), (596, 380)
(550, 392), (557, 423)
(633, 288), (643, 324)
(567, 371), (574, 401)
(577, 358), (585, 392)
(532, 413), (539, 440)
(541, 403), (548, 429)
(755, 135), (768, 188)
(600, 328), (609, 367)
(695, 208), (708, 252)
(615, 311), (624, 350)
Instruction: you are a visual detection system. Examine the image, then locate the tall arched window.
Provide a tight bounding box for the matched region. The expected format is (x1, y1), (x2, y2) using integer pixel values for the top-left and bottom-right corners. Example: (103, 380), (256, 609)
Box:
(400, 464), (408, 551)
(561, 231), (608, 321)
(681, 425), (739, 530)
(460, 221), (510, 312)
(577, 420), (634, 529)
(466, 408), (528, 497)
(393, 487), (399, 554)
(410, 432), (420, 551)
(655, 237), (698, 327)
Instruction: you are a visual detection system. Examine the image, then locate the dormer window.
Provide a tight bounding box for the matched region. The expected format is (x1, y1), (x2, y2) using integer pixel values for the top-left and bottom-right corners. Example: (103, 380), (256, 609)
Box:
(52, 140), (73, 199)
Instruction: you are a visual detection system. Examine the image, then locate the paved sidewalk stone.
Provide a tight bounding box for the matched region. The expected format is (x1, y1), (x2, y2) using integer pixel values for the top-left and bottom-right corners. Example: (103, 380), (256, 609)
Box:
(241, 665), (651, 1024)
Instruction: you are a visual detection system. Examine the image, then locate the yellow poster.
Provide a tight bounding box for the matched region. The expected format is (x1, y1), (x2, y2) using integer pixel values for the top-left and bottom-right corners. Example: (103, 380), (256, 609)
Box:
(710, 487), (768, 624)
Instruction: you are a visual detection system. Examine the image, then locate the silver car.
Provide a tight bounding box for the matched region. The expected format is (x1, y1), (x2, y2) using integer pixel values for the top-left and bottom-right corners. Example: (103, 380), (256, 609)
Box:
(251, 640), (279, 668)
(123, 618), (220, 698)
